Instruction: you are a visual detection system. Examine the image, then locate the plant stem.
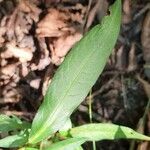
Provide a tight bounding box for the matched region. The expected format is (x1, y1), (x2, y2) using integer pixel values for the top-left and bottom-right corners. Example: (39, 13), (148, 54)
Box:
(88, 89), (96, 150)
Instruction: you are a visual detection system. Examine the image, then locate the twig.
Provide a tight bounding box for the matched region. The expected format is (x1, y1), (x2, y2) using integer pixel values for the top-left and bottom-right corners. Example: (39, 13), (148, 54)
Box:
(83, 0), (92, 33)
(121, 75), (128, 110)
(133, 3), (150, 21)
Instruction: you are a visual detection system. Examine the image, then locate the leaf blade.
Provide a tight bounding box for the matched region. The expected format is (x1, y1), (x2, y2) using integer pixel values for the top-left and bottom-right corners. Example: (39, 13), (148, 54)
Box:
(29, 0), (121, 144)
(0, 130), (29, 148)
(0, 114), (30, 133)
(44, 138), (86, 150)
(70, 123), (150, 141)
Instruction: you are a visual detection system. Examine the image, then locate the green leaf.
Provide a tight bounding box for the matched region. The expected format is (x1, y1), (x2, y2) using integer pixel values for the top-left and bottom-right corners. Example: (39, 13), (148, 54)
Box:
(70, 123), (150, 141)
(28, 0), (121, 144)
(45, 138), (86, 150)
(44, 123), (150, 150)
(59, 118), (72, 132)
(19, 147), (39, 150)
(0, 130), (29, 148)
(59, 118), (72, 137)
(0, 114), (31, 133)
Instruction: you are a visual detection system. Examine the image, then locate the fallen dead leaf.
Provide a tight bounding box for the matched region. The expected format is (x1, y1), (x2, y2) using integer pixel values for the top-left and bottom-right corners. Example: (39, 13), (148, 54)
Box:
(122, 0), (132, 24)
(50, 32), (82, 65)
(141, 10), (150, 79)
(36, 5), (85, 65)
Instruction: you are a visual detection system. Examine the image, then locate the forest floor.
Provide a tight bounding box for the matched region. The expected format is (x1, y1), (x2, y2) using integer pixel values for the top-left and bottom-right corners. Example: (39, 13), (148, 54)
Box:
(0, 0), (150, 150)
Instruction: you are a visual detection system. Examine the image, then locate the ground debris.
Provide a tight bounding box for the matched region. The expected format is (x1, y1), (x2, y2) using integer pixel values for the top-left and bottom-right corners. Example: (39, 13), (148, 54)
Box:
(0, 0), (86, 107)
(36, 3), (86, 65)
(0, 0), (41, 105)
(141, 10), (150, 79)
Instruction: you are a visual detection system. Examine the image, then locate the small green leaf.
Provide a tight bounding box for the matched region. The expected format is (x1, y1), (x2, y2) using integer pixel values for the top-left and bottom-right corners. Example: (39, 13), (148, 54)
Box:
(59, 118), (72, 137)
(70, 123), (150, 141)
(0, 114), (31, 133)
(0, 130), (29, 148)
(45, 138), (86, 150)
(29, 0), (121, 144)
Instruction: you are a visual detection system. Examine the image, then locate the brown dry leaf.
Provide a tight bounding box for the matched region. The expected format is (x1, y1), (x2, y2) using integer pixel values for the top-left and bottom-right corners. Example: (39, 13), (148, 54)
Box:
(0, 74), (21, 103)
(1, 63), (17, 76)
(137, 75), (150, 98)
(141, 10), (150, 63)
(36, 5), (85, 65)
(122, 0), (132, 24)
(21, 63), (29, 77)
(127, 43), (137, 72)
(1, 87), (20, 103)
(136, 76), (150, 150)
(18, 0), (41, 22)
(108, 43), (138, 72)
(115, 46), (126, 71)
(30, 37), (51, 70)
(50, 32), (82, 65)
(0, 26), (6, 46)
(141, 10), (150, 79)
(0, 0), (41, 43)
(1, 41), (33, 62)
(0, 0), (41, 104)
(36, 8), (70, 37)
(0, 0), (41, 64)
(85, 0), (108, 32)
